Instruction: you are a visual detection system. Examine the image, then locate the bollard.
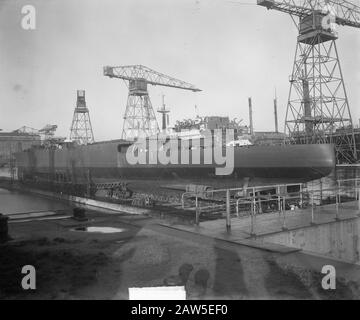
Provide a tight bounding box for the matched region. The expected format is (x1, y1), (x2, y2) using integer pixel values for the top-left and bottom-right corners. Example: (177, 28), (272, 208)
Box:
(226, 189), (231, 233)
(256, 191), (263, 214)
(0, 214), (9, 243)
(337, 180), (341, 206)
(236, 199), (239, 217)
(195, 196), (200, 226)
(335, 188), (340, 221)
(319, 179), (323, 205)
(250, 195), (256, 237)
(310, 192), (315, 225)
(277, 186), (281, 216)
(282, 196), (288, 230)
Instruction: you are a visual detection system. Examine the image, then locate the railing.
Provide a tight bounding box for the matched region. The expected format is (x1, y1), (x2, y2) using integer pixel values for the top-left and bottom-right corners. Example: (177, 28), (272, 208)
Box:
(181, 182), (303, 209)
(181, 178), (360, 235)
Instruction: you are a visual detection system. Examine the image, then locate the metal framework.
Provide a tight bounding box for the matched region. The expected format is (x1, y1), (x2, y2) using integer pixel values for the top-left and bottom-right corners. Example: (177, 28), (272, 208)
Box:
(258, 0), (360, 28)
(13, 126), (39, 135)
(70, 90), (95, 145)
(104, 65), (201, 140)
(39, 124), (58, 141)
(258, 0), (360, 163)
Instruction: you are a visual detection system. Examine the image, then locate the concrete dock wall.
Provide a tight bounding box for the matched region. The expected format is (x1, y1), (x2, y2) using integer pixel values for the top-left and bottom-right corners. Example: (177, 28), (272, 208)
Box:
(0, 182), (153, 215)
(260, 218), (360, 264)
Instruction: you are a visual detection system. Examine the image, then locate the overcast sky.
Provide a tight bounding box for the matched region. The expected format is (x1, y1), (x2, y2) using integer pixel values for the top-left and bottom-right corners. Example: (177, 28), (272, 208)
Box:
(0, 0), (359, 140)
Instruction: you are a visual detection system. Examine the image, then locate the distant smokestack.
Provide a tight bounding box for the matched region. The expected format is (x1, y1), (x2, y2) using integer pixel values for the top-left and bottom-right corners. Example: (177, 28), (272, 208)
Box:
(157, 94), (170, 131)
(248, 97), (254, 135)
(274, 92), (279, 133)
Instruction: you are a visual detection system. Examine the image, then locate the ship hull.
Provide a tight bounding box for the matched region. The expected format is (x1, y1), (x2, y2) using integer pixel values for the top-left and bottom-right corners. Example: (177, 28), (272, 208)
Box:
(15, 140), (336, 184)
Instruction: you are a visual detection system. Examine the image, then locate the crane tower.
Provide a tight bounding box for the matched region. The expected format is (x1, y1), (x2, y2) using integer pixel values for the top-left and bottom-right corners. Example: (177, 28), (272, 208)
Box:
(104, 65), (201, 140)
(258, 0), (360, 163)
(70, 90), (95, 145)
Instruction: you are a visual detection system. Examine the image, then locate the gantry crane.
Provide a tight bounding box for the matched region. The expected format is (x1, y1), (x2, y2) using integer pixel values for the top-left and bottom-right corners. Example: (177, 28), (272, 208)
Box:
(104, 65), (201, 140)
(38, 124), (58, 141)
(258, 0), (360, 163)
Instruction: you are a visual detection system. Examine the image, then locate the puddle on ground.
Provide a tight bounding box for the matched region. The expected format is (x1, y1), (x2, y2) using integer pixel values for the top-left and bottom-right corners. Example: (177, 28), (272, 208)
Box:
(71, 226), (125, 233)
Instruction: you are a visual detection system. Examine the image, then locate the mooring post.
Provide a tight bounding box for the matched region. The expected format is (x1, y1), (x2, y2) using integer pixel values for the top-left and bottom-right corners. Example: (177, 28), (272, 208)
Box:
(195, 195), (200, 226)
(282, 196), (287, 230)
(319, 179), (323, 205)
(236, 198), (239, 218)
(226, 189), (231, 233)
(277, 186), (281, 216)
(256, 191), (263, 214)
(250, 194), (256, 236)
(335, 186), (340, 221)
(311, 191), (315, 225)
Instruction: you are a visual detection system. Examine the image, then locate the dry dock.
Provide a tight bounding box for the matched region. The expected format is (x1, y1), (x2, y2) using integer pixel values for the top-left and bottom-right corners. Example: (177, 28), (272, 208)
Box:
(1, 185), (360, 299)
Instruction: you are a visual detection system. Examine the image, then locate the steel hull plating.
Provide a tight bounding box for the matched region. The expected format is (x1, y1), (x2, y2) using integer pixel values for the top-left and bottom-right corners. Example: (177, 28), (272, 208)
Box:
(15, 140), (336, 183)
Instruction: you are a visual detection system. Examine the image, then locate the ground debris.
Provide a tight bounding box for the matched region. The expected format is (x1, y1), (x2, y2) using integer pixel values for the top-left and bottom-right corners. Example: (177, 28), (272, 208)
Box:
(268, 258), (360, 300)
(0, 239), (110, 299)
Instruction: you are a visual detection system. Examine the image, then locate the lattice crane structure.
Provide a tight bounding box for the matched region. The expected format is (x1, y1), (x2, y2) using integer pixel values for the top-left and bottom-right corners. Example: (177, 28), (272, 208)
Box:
(39, 124), (58, 141)
(104, 65), (201, 140)
(258, 0), (360, 163)
(70, 90), (95, 145)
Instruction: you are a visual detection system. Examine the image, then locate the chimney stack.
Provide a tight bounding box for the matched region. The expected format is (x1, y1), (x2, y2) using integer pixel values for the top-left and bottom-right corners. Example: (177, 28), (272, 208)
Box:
(274, 92), (279, 133)
(248, 97), (254, 135)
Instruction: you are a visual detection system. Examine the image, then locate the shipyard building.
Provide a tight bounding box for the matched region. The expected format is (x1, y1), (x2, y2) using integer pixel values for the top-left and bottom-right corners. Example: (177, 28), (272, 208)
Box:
(0, 131), (41, 166)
